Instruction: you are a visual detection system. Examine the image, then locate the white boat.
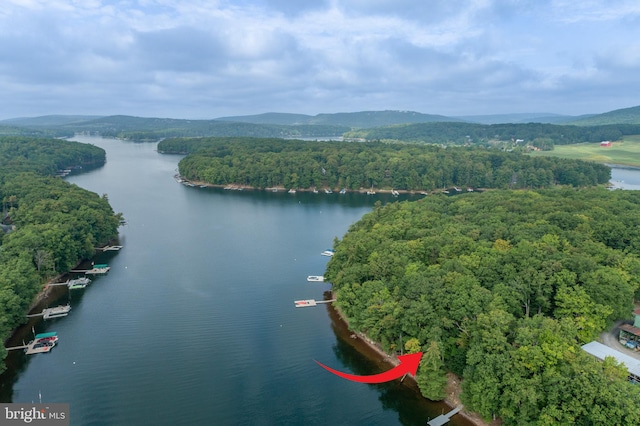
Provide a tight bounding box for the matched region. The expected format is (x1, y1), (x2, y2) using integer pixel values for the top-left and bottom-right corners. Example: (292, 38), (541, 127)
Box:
(307, 276), (325, 282)
(324, 189), (333, 194)
(321, 249), (335, 257)
(391, 189), (399, 196)
(339, 188), (346, 194)
(288, 189), (296, 194)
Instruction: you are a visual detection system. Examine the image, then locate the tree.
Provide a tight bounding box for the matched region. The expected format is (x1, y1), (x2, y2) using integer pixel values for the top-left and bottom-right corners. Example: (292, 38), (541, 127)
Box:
(416, 341), (448, 401)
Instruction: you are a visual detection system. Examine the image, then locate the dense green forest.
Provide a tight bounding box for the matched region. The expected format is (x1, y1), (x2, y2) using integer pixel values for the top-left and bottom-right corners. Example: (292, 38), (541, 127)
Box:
(159, 137), (610, 190)
(345, 122), (640, 146)
(0, 136), (121, 373)
(325, 189), (640, 425)
(0, 125), (74, 139)
(0, 136), (106, 175)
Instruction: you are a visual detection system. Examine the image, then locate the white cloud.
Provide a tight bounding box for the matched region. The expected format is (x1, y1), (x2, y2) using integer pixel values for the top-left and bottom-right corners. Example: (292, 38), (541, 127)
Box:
(0, 0), (638, 118)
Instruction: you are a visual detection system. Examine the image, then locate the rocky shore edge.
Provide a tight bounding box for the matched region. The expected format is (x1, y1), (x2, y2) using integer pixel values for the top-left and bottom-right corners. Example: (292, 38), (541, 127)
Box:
(326, 292), (499, 426)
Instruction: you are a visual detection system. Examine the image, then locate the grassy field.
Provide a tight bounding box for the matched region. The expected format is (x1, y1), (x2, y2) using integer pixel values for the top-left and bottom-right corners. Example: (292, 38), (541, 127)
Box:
(529, 135), (640, 167)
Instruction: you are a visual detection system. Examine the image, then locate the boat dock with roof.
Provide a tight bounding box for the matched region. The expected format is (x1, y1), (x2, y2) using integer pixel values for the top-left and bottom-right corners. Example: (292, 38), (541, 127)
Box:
(5, 332), (59, 355)
(71, 263), (110, 275)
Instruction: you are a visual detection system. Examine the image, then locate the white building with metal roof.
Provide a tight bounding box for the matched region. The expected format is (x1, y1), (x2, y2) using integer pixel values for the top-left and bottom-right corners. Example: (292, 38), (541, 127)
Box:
(581, 341), (640, 382)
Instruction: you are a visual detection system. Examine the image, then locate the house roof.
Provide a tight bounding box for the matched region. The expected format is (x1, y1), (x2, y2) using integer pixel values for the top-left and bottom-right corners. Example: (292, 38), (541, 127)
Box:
(619, 324), (640, 337)
(633, 308), (640, 316)
(581, 341), (640, 379)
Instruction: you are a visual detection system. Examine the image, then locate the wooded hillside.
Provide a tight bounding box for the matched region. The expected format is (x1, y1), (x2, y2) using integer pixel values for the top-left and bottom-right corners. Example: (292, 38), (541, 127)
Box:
(325, 189), (640, 424)
(0, 136), (121, 373)
(158, 137), (610, 191)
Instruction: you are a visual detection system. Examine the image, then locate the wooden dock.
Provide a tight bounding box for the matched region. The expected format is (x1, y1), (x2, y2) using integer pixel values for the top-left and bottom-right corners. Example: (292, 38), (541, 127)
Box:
(294, 299), (336, 308)
(427, 405), (463, 426)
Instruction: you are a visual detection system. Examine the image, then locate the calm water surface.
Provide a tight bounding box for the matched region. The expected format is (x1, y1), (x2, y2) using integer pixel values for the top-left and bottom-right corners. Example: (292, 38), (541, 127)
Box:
(1, 136), (470, 425)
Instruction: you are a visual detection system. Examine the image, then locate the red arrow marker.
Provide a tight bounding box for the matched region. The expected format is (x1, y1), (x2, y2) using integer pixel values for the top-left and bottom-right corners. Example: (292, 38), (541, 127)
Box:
(315, 352), (423, 384)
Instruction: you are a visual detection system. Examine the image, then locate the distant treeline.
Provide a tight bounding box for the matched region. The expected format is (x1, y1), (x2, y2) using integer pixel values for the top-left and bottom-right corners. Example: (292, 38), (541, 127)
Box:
(158, 137), (610, 190)
(326, 189), (640, 424)
(54, 115), (350, 141)
(0, 125), (74, 139)
(0, 136), (121, 373)
(345, 122), (640, 145)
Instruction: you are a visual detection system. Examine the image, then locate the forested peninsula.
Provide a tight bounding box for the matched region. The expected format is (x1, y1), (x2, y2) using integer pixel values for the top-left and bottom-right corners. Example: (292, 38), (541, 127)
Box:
(159, 137), (610, 191)
(345, 122), (640, 146)
(0, 136), (122, 373)
(325, 189), (640, 425)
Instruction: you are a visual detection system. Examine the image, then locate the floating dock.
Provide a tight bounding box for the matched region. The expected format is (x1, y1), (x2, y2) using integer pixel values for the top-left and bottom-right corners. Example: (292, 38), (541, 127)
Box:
(6, 332), (59, 355)
(307, 276), (325, 282)
(67, 277), (91, 289)
(294, 299), (336, 308)
(97, 245), (123, 251)
(27, 304), (71, 320)
(427, 405), (463, 426)
(43, 304), (71, 320)
(71, 265), (110, 275)
(85, 266), (110, 275)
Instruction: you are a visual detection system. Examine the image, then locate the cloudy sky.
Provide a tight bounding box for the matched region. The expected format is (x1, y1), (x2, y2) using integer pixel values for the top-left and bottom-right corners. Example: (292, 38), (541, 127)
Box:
(1, 0), (639, 119)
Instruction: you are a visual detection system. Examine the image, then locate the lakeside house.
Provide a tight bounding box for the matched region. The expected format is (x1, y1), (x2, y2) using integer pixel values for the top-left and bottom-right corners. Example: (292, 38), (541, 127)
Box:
(600, 141), (613, 147)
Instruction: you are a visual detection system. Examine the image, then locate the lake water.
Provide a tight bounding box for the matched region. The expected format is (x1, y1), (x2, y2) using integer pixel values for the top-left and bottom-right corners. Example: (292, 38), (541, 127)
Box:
(0, 136), (468, 425)
(610, 166), (640, 189)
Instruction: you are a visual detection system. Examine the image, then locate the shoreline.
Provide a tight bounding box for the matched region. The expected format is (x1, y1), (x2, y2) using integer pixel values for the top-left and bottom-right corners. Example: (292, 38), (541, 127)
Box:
(326, 292), (498, 426)
(3, 242), (119, 348)
(176, 176), (477, 195)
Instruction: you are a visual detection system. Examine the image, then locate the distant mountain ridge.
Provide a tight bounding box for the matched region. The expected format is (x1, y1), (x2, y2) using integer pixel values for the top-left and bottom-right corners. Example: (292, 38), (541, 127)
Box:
(455, 112), (591, 125)
(216, 110), (462, 128)
(0, 115), (104, 127)
(566, 105), (640, 126)
(2, 105), (640, 137)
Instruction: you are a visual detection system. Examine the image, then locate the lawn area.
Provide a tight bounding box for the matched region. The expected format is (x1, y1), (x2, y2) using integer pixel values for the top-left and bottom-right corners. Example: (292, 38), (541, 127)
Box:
(529, 135), (640, 167)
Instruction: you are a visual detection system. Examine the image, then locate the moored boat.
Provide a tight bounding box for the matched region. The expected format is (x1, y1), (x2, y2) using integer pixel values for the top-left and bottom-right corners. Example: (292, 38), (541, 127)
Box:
(307, 275), (325, 282)
(321, 249), (335, 257)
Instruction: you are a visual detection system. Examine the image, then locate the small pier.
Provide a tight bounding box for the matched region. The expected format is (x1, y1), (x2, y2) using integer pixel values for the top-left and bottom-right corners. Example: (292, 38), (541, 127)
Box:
(427, 405), (463, 426)
(5, 344), (28, 351)
(294, 299), (336, 308)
